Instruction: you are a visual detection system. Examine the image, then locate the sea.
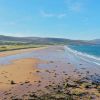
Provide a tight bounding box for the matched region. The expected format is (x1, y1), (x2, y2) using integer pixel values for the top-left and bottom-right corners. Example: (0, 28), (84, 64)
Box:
(69, 44), (100, 57)
(67, 44), (100, 65)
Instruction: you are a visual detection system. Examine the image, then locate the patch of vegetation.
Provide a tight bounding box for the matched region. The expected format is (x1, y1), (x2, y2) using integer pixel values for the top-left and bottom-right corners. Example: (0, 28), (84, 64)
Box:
(24, 76), (100, 100)
(0, 44), (46, 52)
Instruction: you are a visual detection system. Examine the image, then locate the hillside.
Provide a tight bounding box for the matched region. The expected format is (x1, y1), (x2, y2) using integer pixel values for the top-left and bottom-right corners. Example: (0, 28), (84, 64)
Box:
(88, 39), (100, 44)
(0, 35), (88, 45)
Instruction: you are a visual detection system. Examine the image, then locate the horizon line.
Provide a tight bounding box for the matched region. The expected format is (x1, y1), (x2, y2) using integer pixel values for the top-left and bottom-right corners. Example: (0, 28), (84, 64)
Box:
(0, 34), (98, 41)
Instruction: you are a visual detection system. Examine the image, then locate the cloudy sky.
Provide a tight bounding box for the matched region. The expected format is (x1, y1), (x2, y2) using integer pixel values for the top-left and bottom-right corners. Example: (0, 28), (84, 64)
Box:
(0, 0), (100, 40)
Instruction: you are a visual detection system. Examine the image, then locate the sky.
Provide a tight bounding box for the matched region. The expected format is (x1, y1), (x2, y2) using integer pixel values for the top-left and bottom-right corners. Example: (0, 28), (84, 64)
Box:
(0, 0), (100, 40)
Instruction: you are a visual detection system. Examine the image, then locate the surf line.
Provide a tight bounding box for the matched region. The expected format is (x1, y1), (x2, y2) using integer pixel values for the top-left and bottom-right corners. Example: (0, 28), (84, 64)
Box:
(78, 55), (100, 66)
(64, 46), (100, 66)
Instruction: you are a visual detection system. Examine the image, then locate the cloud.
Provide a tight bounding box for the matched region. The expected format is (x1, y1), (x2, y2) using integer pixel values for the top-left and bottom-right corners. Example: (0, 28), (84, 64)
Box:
(40, 0), (86, 19)
(40, 10), (66, 18)
(57, 13), (66, 18)
(69, 2), (83, 12)
(40, 10), (55, 17)
(65, 0), (84, 12)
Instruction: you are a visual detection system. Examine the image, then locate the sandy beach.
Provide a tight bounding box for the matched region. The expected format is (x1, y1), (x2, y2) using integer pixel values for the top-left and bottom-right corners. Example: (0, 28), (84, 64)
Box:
(0, 46), (47, 57)
(0, 46), (100, 99)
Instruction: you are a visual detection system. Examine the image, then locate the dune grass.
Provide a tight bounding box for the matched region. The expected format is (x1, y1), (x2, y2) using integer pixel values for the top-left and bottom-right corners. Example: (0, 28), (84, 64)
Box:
(0, 44), (46, 52)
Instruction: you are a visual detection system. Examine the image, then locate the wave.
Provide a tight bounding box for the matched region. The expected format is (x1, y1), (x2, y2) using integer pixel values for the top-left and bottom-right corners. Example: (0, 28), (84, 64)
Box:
(64, 46), (100, 66)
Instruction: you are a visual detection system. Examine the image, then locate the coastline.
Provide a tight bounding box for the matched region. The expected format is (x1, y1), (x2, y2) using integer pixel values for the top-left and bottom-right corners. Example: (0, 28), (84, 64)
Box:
(0, 46), (100, 99)
(0, 46), (47, 58)
(65, 46), (100, 66)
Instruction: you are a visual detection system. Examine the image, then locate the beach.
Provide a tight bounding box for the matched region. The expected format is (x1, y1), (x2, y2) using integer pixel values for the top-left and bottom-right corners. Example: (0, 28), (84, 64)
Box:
(0, 46), (100, 99)
(0, 46), (47, 57)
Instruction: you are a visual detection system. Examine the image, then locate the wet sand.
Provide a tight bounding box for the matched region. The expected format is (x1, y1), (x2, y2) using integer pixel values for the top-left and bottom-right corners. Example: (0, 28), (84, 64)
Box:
(0, 46), (47, 57)
(0, 58), (42, 99)
(0, 46), (100, 99)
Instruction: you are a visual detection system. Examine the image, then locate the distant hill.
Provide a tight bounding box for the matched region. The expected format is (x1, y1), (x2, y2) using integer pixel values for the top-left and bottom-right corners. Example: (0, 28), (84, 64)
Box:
(88, 39), (100, 44)
(0, 35), (99, 45)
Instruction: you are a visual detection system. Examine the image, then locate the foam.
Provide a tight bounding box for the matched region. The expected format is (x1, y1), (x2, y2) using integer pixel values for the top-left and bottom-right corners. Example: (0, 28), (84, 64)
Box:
(64, 46), (100, 66)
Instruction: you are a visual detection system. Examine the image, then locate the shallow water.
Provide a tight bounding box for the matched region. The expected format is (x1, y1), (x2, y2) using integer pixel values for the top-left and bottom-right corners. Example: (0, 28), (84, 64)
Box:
(0, 46), (100, 75)
(65, 46), (100, 66)
(0, 46), (68, 65)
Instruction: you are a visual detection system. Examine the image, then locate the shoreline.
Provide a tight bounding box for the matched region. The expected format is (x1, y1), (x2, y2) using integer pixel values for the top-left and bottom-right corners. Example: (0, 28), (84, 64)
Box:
(0, 46), (47, 58)
(64, 46), (100, 66)
(0, 46), (100, 99)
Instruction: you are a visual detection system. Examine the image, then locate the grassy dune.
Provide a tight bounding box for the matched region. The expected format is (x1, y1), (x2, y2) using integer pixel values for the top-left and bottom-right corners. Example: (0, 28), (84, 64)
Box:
(0, 44), (46, 52)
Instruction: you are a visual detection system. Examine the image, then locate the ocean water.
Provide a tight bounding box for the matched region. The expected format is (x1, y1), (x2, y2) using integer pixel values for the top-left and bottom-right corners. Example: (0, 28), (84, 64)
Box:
(69, 45), (100, 57)
(66, 45), (100, 66)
